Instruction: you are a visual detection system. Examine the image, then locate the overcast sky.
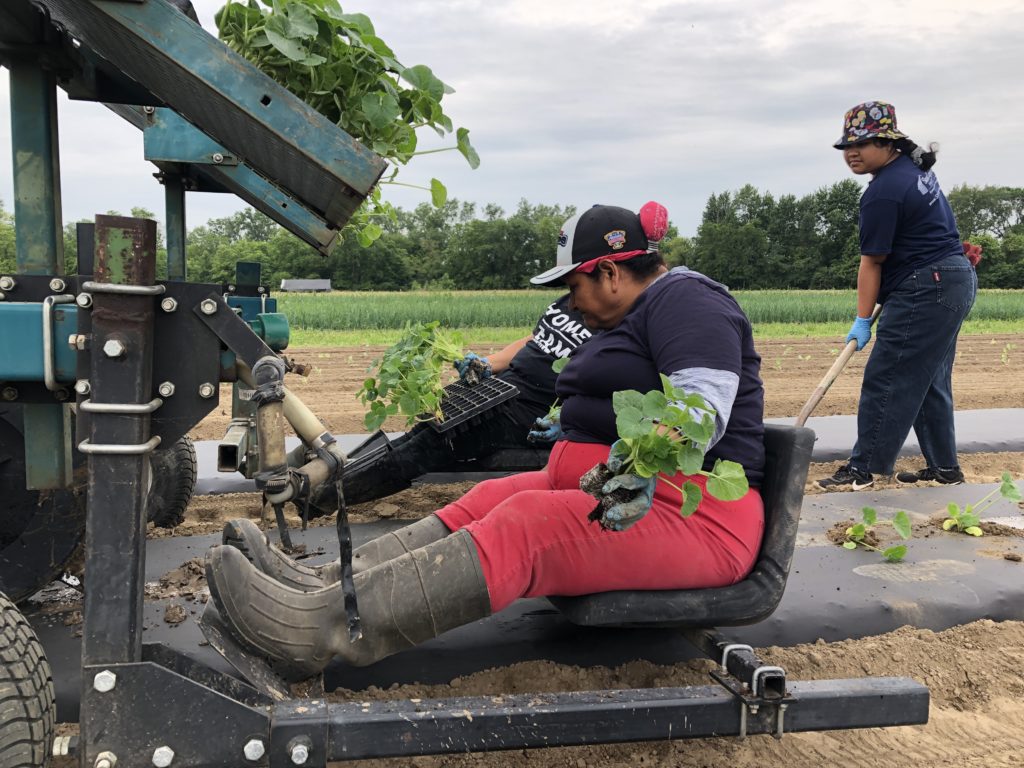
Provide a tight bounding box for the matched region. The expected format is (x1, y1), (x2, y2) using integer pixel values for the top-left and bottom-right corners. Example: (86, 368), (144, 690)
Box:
(2, 0), (1022, 237)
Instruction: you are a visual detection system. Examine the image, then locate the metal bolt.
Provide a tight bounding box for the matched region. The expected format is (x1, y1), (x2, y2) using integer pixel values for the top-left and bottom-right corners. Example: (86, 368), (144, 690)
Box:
(76, 293), (93, 309)
(212, 152), (225, 164)
(49, 277), (66, 292)
(243, 739), (265, 762)
(0, 276), (15, 291)
(93, 670), (117, 692)
(289, 744), (309, 765)
(68, 334), (89, 351)
(257, 286), (266, 294)
(227, 284), (236, 292)
(200, 299), (218, 315)
(198, 383), (216, 399)
(1, 387), (17, 402)
(75, 380), (91, 396)
(54, 388), (69, 402)
(151, 746), (175, 767)
(160, 297), (178, 313)
(103, 339), (126, 359)
(0, 291), (6, 301)
(158, 382), (176, 397)
(143, 105), (156, 114)
(94, 751), (117, 768)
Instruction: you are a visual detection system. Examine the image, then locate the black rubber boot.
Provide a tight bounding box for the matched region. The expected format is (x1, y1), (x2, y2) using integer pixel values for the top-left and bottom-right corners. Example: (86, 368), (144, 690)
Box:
(351, 515), (449, 574)
(205, 530), (490, 681)
(221, 518), (340, 591)
(223, 515), (450, 589)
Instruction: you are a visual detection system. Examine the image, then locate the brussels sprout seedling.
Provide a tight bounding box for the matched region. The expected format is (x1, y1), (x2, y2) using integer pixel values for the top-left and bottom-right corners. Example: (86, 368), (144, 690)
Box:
(841, 507), (912, 562)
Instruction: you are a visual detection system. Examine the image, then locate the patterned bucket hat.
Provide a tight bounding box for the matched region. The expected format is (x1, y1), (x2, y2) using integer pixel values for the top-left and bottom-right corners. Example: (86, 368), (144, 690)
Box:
(833, 101), (907, 148)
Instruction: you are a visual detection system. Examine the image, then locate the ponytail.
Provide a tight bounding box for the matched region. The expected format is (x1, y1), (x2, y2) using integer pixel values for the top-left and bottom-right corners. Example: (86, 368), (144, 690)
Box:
(893, 137), (939, 171)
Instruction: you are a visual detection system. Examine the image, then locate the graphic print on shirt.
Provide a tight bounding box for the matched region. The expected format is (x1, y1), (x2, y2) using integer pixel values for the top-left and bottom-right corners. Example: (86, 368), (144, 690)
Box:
(916, 171), (942, 206)
(533, 301), (592, 359)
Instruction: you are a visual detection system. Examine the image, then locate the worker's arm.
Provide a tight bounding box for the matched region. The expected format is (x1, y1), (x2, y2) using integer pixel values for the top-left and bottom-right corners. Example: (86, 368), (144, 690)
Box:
(484, 335), (531, 374)
(847, 254), (886, 350)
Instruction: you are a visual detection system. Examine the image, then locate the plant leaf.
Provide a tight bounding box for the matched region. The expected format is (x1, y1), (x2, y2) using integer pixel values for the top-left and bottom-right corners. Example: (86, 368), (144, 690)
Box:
(947, 502), (961, 518)
(862, 507), (877, 526)
(965, 526), (984, 537)
(430, 178), (447, 208)
(1000, 473), (1023, 502)
(705, 459), (748, 501)
(679, 480), (702, 518)
(676, 442), (704, 476)
(456, 127), (481, 169)
(883, 545), (907, 562)
(361, 92), (401, 129)
(892, 510), (912, 540)
(842, 541), (858, 550)
(942, 518), (957, 531)
(552, 357), (569, 373)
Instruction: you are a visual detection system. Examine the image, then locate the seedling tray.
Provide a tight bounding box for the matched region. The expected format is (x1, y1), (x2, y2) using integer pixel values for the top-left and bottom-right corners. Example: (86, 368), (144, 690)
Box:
(430, 378), (519, 434)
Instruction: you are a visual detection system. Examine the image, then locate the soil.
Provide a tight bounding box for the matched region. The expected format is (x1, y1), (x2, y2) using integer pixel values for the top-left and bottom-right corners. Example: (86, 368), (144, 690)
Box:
(56, 333), (1024, 766)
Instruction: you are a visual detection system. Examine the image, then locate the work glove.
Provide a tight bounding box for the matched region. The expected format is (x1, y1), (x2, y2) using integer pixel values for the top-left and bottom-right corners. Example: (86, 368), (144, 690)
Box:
(527, 413), (562, 444)
(453, 352), (492, 383)
(598, 473), (657, 532)
(846, 316), (873, 351)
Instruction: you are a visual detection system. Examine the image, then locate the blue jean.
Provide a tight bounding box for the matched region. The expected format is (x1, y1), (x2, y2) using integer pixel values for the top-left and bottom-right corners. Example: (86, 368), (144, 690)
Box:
(850, 253), (977, 475)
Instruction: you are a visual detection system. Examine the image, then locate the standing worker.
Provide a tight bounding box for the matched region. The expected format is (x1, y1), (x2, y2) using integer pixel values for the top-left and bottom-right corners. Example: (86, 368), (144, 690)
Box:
(818, 101), (978, 490)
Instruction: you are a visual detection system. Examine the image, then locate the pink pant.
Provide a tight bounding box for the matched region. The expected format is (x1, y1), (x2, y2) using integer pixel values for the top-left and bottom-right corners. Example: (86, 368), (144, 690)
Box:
(435, 441), (764, 612)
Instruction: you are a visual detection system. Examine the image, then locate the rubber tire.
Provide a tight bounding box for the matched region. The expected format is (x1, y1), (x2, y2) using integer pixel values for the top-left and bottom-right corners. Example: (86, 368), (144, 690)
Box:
(0, 591), (55, 768)
(146, 435), (197, 528)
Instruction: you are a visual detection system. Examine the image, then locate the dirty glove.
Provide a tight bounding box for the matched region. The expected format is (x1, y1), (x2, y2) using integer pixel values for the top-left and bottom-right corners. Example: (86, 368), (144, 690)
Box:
(527, 414), (562, 444)
(453, 352), (491, 382)
(846, 316), (873, 351)
(598, 473), (657, 532)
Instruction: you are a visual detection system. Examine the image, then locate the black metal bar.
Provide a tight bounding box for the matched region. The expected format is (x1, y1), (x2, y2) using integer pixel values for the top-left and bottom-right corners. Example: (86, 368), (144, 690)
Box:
(80, 215), (157, 766)
(193, 291), (276, 367)
(302, 677), (927, 761)
(684, 628), (786, 698)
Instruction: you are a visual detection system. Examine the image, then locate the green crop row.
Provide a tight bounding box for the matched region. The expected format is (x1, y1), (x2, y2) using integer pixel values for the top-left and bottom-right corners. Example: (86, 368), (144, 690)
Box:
(276, 289), (1024, 330)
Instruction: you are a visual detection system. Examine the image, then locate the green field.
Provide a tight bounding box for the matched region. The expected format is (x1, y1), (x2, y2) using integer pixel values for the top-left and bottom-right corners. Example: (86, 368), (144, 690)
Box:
(279, 289), (1024, 347)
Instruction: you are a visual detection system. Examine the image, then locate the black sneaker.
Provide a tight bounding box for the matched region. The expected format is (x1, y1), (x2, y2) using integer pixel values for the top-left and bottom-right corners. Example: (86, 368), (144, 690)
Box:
(818, 464), (874, 490)
(895, 467), (965, 485)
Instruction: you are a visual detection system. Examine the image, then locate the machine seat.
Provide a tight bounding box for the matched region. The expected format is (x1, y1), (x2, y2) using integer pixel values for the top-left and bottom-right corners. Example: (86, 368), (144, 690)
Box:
(549, 424), (815, 628)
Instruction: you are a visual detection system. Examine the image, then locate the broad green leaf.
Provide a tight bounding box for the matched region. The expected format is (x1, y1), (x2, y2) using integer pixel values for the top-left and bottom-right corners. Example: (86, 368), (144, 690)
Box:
(676, 442), (704, 476)
(284, 3), (318, 38)
(705, 459), (749, 501)
(961, 512), (981, 528)
(947, 502), (961, 517)
(965, 526), (984, 537)
(361, 92), (401, 129)
(356, 227), (374, 247)
(615, 406), (647, 439)
(1000, 473), (1023, 502)
(861, 507), (877, 526)
(679, 481), (702, 518)
(612, 389), (644, 413)
(360, 221), (383, 244)
(641, 390), (667, 420)
(430, 178), (448, 208)
(892, 510), (912, 540)
(882, 545), (907, 562)
(552, 357), (569, 373)
(264, 16), (311, 61)
(842, 541), (858, 550)
(402, 64), (445, 100)
(848, 523), (866, 538)
(338, 12), (375, 35)
(456, 127), (481, 169)
(942, 518), (957, 531)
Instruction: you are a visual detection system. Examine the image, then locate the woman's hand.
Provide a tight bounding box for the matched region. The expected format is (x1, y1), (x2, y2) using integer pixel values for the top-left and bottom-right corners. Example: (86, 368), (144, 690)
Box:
(527, 414), (562, 443)
(846, 316), (874, 350)
(453, 352), (492, 382)
(598, 473), (657, 531)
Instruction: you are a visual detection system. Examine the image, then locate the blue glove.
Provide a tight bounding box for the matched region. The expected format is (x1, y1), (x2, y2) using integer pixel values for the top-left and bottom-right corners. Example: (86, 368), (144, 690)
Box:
(527, 414), (562, 444)
(453, 352), (492, 382)
(606, 439), (629, 474)
(846, 316), (873, 351)
(599, 473), (657, 531)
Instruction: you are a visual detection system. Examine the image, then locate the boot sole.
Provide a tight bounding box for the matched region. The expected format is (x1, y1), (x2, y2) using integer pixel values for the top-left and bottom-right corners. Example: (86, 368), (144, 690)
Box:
(222, 518), (326, 592)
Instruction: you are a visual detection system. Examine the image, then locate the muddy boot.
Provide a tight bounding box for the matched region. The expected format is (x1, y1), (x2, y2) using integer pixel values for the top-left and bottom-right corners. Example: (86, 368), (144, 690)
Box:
(205, 530), (491, 681)
(352, 514), (449, 574)
(222, 518), (340, 591)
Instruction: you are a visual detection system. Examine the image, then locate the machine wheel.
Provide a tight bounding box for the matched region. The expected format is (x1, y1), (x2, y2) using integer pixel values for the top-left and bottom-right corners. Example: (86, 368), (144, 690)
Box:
(0, 590), (56, 768)
(146, 435), (197, 528)
(0, 408), (86, 604)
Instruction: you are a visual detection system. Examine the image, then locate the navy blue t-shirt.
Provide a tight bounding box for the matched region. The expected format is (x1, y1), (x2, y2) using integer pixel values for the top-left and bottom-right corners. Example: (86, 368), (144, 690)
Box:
(556, 268), (765, 485)
(859, 154), (963, 300)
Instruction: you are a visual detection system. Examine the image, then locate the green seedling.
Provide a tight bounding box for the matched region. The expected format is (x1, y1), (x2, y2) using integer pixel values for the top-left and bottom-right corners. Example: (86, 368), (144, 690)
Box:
(842, 507), (912, 562)
(1001, 342), (1016, 366)
(587, 374), (748, 519)
(357, 321), (465, 431)
(540, 356), (569, 423)
(943, 472), (1023, 536)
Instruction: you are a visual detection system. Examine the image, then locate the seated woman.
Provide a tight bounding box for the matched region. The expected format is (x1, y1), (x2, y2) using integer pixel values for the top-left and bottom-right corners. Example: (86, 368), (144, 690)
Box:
(205, 202), (766, 682)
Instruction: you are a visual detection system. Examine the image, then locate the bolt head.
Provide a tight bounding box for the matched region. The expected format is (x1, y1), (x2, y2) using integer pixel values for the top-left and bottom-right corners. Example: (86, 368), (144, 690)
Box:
(95, 751), (118, 768)
(158, 382), (175, 397)
(49, 278), (66, 292)
(0, 276), (14, 291)
(212, 152), (225, 164)
(103, 339), (126, 358)
(93, 670), (117, 692)
(76, 293), (93, 308)
(198, 383), (216, 399)
(74, 380), (91, 396)
(143, 105), (156, 114)
(160, 297), (178, 313)
(290, 744), (309, 765)
(151, 746), (174, 767)
(1, 387), (18, 401)
(243, 740), (265, 761)
(200, 299), (218, 315)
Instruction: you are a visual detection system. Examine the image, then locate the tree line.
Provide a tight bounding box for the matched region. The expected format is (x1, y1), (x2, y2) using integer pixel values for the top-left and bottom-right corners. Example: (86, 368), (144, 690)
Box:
(2, 184), (1022, 290)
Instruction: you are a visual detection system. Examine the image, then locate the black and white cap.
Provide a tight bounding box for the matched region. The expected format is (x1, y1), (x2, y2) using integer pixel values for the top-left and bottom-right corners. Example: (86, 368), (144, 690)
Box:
(530, 203), (667, 286)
